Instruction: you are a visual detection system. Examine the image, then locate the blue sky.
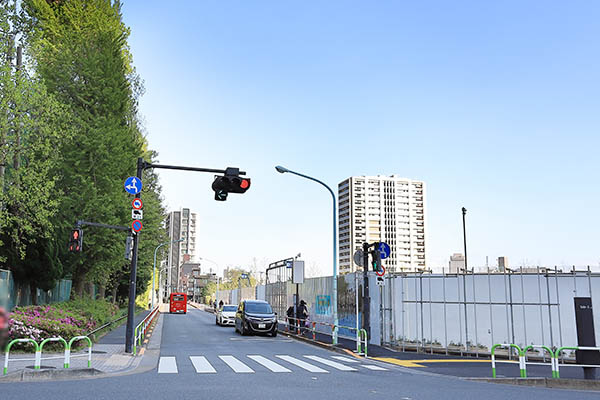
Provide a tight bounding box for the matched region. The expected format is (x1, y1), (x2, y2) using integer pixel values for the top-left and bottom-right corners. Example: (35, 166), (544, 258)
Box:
(123, 1), (599, 275)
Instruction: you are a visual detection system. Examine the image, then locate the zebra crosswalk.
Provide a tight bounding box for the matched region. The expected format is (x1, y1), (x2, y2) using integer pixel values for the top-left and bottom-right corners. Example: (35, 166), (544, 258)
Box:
(157, 354), (388, 374)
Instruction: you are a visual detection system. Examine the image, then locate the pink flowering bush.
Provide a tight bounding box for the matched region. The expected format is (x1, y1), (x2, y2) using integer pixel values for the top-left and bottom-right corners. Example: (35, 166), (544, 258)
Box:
(7, 298), (123, 350)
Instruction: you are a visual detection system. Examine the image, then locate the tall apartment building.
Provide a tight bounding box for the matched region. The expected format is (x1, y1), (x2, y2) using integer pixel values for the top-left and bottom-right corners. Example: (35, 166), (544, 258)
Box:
(166, 208), (197, 293)
(338, 176), (426, 274)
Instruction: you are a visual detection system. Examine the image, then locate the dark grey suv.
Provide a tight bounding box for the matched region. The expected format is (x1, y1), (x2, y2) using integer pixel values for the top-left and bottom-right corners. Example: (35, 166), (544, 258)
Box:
(235, 300), (277, 337)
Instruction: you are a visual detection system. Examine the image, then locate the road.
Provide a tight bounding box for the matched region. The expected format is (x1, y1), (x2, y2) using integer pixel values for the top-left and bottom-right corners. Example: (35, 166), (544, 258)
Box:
(1, 308), (597, 399)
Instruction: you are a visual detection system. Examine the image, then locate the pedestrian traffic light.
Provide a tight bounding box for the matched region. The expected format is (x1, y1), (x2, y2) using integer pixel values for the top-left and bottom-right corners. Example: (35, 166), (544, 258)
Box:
(211, 167), (251, 201)
(69, 228), (83, 252)
(371, 248), (382, 273)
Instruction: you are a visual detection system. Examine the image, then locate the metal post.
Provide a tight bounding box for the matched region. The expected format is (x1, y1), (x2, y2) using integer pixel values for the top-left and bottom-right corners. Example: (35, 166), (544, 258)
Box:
(362, 243), (370, 340)
(428, 273), (433, 354)
(401, 273), (406, 352)
(588, 266), (593, 299)
(573, 265), (577, 296)
(125, 157), (144, 353)
(503, 268), (511, 360)
(461, 207), (469, 353)
(457, 272), (463, 356)
(537, 267), (546, 361)
(443, 268), (448, 355)
(355, 272), (359, 351)
(508, 269), (516, 350)
(554, 267), (564, 351)
(520, 267), (527, 349)
(419, 272), (424, 351)
(545, 269), (555, 350)
(472, 269), (479, 357)
(487, 267), (494, 355)
(415, 274), (419, 351)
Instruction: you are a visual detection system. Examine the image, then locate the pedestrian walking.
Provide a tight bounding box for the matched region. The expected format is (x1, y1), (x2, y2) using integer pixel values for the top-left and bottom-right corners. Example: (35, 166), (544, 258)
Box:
(297, 300), (308, 335)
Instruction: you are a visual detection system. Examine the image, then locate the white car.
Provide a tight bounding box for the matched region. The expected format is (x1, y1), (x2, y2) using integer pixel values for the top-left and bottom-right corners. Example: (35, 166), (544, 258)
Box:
(216, 304), (238, 326)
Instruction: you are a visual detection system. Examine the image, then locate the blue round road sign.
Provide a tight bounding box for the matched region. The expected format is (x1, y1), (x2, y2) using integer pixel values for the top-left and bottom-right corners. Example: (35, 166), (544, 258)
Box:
(378, 242), (391, 259)
(131, 220), (143, 233)
(124, 176), (142, 195)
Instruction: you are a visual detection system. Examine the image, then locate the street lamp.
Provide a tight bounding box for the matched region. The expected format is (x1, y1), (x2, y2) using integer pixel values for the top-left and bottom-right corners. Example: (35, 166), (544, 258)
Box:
(152, 238), (184, 309)
(275, 165), (339, 345)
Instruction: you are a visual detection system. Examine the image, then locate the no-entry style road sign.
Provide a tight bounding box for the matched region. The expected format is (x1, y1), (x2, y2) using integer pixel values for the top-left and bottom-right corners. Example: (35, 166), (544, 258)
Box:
(131, 198), (143, 210)
(131, 220), (143, 233)
(124, 177), (142, 195)
(378, 242), (391, 259)
(353, 249), (364, 267)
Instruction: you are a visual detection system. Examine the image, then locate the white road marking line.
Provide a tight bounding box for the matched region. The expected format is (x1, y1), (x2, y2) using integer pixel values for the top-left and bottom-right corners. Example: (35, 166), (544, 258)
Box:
(190, 356), (216, 373)
(247, 355), (291, 373)
(331, 356), (360, 363)
(304, 355), (357, 371)
(362, 364), (388, 371)
(276, 355), (328, 373)
(158, 357), (178, 373)
(219, 355), (255, 373)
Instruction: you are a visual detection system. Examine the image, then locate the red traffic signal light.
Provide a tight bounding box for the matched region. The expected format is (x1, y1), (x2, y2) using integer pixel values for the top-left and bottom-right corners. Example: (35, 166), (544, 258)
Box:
(212, 171), (251, 201)
(69, 228), (83, 252)
(240, 179), (250, 190)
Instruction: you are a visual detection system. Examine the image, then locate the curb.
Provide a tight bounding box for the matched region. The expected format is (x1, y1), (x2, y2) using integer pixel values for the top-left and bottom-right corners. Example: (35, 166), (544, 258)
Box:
(468, 377), (600, 392)
(279, 330), (365, 360)
(0, 368), (104, 383)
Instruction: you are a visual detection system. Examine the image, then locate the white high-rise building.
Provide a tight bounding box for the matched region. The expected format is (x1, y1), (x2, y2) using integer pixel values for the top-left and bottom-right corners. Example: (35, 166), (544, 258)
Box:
(165, 208), (197, 293)
(338, 176), (426, 274)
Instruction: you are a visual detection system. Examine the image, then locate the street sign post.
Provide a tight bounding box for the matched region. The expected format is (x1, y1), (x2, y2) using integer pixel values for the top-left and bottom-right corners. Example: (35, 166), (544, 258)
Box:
(378, 242), (391, 259)
(353, 250), (364, 267)
(124, 176), (142, 195)
(376, 276), (384, 286)
(131, 198), (143, 209)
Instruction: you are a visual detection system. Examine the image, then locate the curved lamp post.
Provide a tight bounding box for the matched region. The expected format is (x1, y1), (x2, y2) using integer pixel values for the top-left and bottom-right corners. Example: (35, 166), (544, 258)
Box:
(275, 165), (339, 345)
(152, 238), (184, 309)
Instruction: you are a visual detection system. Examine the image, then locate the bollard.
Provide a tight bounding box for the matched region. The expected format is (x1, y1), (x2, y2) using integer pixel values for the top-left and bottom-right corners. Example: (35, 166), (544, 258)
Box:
(312, 322), (316, 340)
(40, 337), (69, 369)
(523, 345), (554, 378)
(491, 344), (523, 378)
(67, 336), (93, 368)
(3, 338), (39, 375)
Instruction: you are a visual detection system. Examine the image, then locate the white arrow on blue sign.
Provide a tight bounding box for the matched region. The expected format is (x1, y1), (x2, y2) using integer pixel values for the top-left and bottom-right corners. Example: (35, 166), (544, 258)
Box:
(124, 176), (142, 195)
(378, 242), (391, 259)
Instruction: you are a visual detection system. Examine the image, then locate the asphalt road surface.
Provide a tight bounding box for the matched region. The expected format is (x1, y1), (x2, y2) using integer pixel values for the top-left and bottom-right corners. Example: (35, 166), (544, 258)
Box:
(1, 309), (597, 400)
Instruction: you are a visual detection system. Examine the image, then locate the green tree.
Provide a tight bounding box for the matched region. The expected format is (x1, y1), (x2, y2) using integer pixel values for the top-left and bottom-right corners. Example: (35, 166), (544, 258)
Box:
(24, 0), (165, 298)
(0, 0), (72, 302)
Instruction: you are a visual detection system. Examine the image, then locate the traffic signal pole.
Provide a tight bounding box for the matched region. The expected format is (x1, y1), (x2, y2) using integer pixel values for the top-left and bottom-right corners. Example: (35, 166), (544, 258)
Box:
(362, 242), (370, 339)
(124, 158), (249, 353)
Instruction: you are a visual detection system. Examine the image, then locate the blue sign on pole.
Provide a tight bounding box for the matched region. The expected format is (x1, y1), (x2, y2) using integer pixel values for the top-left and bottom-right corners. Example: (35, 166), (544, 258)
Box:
(124, 176), (142, 195)
(378, 242), (391, 259)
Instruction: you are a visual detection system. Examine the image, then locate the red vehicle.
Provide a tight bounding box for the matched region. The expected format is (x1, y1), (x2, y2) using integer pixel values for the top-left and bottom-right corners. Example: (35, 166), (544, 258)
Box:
(169, 293), (187, 314)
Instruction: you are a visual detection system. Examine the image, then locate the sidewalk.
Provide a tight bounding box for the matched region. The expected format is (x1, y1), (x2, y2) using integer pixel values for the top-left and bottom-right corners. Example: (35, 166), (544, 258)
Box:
(1, 309), (160, 381)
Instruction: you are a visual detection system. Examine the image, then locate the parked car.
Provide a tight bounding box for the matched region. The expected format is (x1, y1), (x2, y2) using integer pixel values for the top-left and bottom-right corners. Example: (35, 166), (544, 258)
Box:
(235, 300), (277, 337)
(216, 304), (237, 326)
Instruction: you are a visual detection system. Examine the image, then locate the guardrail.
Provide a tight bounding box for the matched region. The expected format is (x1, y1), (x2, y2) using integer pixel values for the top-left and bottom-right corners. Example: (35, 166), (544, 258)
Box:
(87, 314), (127, 337)
(3, 335), (93, 375)
(491, 343), (600, 379)
(133, 306), (160, 355)
(554, 346), (600, 379)
(491, 343), (525, 378)
(281, 317), (368, 357)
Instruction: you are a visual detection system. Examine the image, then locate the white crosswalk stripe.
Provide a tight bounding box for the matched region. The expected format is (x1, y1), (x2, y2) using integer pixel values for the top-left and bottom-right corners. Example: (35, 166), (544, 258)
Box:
(361, 364), (388, 371)
(158, 357), (178, 373)
(219, 355), (254, 373)
(190, 356), (216, 373)
(157, 354), (388, 374)
(247, 355), (291, 372)
(331, 356), (360, 363)
(304, 355), (357, 371)
(275, 355), (328, 373)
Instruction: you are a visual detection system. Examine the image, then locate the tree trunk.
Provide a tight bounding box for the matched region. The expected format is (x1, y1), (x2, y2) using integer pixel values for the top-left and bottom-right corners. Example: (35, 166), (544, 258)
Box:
(98, 285), (106, 299)
(111, 287), (117, 304)
(71, 270), (87, 299)
(86, 282), (95, 299)
(29, 281), (38, 306)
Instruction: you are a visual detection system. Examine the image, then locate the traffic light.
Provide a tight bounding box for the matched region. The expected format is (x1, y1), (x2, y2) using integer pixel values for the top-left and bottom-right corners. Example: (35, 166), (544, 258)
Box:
(124, 236), (133, 260)
(69, 228), (83, 252)
(211, 167), (251, 201)
(371, 247), (382, 272)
